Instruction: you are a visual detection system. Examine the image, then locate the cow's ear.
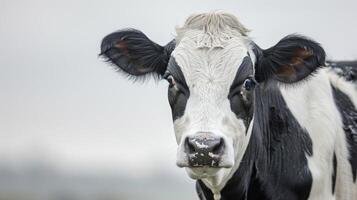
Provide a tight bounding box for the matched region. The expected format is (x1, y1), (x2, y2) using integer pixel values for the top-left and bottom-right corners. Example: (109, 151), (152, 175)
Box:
(255, 35), (326, 83)
(100, 29), (175, 80)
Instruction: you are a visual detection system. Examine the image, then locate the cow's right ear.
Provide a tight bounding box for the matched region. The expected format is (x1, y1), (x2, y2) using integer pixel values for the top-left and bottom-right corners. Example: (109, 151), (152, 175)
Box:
(100, 29), (175, 79)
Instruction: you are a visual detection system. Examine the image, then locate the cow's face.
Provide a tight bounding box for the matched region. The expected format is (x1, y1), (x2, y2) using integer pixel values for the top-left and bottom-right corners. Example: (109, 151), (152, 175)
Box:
(100, 12), (325, 180)
(166, 30), (256, 178)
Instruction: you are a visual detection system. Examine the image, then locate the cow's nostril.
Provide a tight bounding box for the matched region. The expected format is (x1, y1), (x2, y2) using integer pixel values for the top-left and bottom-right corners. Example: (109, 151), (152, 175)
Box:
(212, 138), (225, 154)
(186, 137), (196, 154)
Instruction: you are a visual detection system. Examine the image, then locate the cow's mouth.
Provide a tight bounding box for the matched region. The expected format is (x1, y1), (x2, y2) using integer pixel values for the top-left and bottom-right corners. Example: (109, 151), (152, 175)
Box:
(176, 155), (234, 169)
(185, 167), (222, 179)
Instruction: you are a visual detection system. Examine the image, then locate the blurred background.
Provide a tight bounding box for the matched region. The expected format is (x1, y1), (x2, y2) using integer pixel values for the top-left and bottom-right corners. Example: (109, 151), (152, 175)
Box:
(0, 0), (356, 199)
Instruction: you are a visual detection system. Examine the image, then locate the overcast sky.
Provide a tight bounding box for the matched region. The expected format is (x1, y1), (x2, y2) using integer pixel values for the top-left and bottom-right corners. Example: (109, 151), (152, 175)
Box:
(0, 0), (356, 180)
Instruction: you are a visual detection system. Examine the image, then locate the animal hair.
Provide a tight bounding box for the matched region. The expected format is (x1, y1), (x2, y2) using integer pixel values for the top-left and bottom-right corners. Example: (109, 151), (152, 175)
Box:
(177, 11), (250, 36)
(175, 11), (250, 48)
(99, 29), (175, 82)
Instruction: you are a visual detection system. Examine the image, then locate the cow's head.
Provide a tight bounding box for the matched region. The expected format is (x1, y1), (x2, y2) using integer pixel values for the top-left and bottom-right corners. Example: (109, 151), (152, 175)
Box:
(100, 12), (325, 181)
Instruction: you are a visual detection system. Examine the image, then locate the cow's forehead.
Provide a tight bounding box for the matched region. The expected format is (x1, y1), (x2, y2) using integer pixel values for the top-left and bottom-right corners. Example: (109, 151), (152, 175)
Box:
(172, 32), (249, 89)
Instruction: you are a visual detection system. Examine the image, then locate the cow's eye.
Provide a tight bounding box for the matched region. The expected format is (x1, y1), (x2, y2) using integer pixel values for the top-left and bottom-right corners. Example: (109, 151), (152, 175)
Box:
(243, 78), (256, 91)
(167, 75), (176, 88)
(163, 72), (176, 87)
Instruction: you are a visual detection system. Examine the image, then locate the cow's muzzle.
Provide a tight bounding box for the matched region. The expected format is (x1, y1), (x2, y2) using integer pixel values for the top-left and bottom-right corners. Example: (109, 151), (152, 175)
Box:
(178, 132), (229, 168)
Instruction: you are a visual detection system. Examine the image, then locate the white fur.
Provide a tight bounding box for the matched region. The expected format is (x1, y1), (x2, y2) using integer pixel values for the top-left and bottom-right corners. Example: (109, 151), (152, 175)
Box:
(280, 68), (357, 200)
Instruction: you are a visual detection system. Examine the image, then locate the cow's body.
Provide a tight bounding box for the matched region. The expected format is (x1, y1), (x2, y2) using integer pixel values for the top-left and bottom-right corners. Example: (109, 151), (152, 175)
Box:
(100, 12), (357, 200)
(196, 64), (357, 200)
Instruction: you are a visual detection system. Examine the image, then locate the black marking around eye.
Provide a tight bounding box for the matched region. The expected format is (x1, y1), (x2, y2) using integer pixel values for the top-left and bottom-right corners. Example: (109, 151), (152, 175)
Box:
(167, 57), (189, 89)
(167, 56), (190, 121)
(228, 55), (255, 129)
(229, 56), (254, 91)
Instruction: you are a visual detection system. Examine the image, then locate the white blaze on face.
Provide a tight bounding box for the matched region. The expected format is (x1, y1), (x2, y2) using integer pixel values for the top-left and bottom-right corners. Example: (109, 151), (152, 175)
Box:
(172, 29), (251, 175)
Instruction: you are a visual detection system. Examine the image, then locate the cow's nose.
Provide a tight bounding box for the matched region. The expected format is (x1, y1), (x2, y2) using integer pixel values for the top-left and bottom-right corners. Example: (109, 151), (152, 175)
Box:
(186, 136), (224, 154)
(185, 133), (225, 167)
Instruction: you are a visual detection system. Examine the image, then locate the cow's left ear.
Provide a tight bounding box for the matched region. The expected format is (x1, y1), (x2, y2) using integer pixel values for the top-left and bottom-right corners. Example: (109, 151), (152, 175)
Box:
(100, 29), (175, 80)
(255, 35), (326, 83)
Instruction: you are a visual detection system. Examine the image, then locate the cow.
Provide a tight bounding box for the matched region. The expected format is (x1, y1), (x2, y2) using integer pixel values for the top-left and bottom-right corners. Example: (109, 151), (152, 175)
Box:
(99, 12), (357, 200)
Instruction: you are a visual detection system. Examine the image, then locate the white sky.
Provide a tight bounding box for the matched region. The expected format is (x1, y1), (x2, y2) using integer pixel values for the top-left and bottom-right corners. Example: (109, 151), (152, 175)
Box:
(0, 0), (356, 178)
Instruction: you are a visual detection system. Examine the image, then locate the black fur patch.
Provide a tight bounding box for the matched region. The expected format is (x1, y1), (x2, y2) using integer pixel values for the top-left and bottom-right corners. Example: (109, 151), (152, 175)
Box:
(332, 152), (337, 194)
(332, 85), (357, 182)
(229, 56), (254, 87)
(166, 57), (190, 120)
(228, 56), (255, 129)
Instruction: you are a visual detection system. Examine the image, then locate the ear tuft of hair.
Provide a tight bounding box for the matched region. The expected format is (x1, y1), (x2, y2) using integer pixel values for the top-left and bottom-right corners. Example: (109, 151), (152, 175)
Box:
(99, 29), (174, 81)
(255, 35), (326, 83)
